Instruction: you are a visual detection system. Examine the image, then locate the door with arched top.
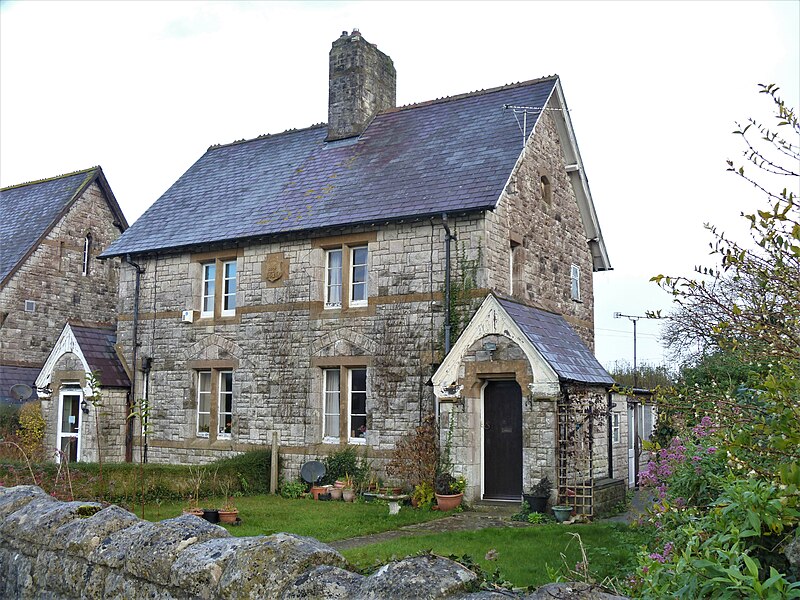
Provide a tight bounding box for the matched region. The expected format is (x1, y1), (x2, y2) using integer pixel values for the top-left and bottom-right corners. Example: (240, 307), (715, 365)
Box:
(483, 380), (523, 499)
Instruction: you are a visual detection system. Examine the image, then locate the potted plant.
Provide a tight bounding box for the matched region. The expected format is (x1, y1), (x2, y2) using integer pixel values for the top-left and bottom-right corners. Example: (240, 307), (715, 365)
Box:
(342, 474), (356, 502)
(411, 481), (435, 509)
(552, 504), (573, 523)
(182, 466), (205, 517)
(522, 476), (552, 514)
(434, 473), (466, 511)
(218, 478), (239, 524)
(329, 485), (343, 500)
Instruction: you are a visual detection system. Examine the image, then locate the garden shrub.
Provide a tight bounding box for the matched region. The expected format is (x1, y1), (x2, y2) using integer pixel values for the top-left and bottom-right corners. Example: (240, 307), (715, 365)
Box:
(322, 446), (369, 487)
(0, 449), (274, 503)
(386, 413), (438, 488)
(17, 401), (45, 460)
(280, 480), (307, 499)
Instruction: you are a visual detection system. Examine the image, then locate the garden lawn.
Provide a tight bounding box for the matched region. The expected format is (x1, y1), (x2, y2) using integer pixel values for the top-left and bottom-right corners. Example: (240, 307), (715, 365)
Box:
(139, 495), (447, 542)
(341, 523), (649, 589)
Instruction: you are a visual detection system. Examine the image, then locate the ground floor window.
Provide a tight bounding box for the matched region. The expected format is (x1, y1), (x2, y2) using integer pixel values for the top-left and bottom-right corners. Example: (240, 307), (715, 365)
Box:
(612, 412), (621, 444)
(196, 369), (233, 439)
(323, 366), (367, 444)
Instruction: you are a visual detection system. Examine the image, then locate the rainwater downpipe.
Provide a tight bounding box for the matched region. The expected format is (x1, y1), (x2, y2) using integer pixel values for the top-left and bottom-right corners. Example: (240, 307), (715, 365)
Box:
(607, 390), (614, 479)
(141, 356), (152, 464)
(442, 213), (455, 355)
(125, 254), (144, 463)
(435, 214), (456, 425)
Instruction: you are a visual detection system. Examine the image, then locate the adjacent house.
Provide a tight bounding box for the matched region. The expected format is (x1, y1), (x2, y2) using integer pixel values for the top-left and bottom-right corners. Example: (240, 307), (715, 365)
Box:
(0, 167), (128, 412)
(93, 30), (621, 510)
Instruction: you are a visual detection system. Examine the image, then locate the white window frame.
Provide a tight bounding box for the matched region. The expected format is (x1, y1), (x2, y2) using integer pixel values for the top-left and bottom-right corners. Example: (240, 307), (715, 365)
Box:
(201, 263), (216, 318)
(82, 233), (92, 276)
(349, 246), (368, 307)
(612, 412), (620, 444)
(325, 249), (343, 309)
(323, 368), (341, 442)
(197, 370), (212, 437)
(217, 370), (233, 438)
(642, 405), (654, 442)
(570, 263), (581, 301)
(57, 383), (82, 463)
(221, 260), (237, 317)
(348, 368), (367, 444)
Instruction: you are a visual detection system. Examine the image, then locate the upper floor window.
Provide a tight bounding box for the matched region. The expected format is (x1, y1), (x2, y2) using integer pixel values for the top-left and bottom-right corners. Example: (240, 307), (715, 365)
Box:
(509, 240), (522, 296)
(350, 246), (368, 306)
(82, 233), (92, 276)
(570, 264), (581, 301)
(202, 264), (216, 317)
(326, 249), (343, 307)
(324, 245), (369, 309)
(222, 261), (237, 316)
(199, 257), (238, 319)
(540, 175), (552, 204)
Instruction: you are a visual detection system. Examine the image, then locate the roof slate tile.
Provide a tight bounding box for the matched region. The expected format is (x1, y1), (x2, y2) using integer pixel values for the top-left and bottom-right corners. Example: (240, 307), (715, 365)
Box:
(1, 169), (98, 281)
(498, 298), (614, 386)
(103, 78), (557, 257)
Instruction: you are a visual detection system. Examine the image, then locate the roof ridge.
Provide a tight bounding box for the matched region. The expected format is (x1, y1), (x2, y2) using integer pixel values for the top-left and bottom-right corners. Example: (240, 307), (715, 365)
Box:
(202, 76), (558, 152)
(384, 75), (560, 115)
(1, 166), (99, 192)
(207, 122), (328, 152)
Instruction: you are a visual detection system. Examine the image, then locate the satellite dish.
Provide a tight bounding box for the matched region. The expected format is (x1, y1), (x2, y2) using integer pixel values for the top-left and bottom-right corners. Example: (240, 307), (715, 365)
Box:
(10, 384), (33, 403)
(300, 460), (326, 485)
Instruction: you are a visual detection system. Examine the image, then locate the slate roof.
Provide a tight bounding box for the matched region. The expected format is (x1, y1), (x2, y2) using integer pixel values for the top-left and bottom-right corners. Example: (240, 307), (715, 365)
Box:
(0, 365), (39, 405)
(498, 298), (614, 386)
(70, 325), (130, 389)
(102, 77), (558, 258)
(0, 167), (127, 283)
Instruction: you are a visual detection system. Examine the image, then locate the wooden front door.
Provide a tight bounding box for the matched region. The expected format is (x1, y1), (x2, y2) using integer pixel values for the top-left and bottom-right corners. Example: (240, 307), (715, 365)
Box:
(484, 380), (523, 499)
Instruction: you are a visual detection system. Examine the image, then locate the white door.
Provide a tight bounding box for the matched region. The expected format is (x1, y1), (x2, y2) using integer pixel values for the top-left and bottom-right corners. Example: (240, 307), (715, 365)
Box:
(57, 385), (82, 462)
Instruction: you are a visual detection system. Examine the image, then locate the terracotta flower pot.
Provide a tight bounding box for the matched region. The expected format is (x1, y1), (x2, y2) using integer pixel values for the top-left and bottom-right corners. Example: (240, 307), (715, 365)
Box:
(183, 507), (204, 517)
(342, 488), (356, 502)
(329, 487), (343, 500)
(435, 492), (463, 511)
(311, 485), (327, 500)
(218, 509), (238, 524)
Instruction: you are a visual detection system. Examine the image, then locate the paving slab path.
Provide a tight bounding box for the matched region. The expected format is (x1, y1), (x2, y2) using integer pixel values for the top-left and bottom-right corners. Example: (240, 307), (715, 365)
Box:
(329, 503), (526, 551)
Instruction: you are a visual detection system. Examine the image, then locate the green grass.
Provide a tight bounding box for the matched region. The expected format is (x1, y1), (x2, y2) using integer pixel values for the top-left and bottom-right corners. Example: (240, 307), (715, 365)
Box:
(341, 523), (649, 588)
(138, 495), (447, 542)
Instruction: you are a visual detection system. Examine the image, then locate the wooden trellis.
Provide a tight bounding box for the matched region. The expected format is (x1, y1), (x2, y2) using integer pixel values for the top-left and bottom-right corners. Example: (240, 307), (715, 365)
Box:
(556, 389), (600, 517)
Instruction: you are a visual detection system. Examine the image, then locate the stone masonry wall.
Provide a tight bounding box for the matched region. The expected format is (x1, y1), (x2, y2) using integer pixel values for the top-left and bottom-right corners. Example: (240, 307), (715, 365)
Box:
(0, 182), (124, 368)
(487, 108), (596, 350)
(0, 485), (482, 600)
(114, 218), (485, 479)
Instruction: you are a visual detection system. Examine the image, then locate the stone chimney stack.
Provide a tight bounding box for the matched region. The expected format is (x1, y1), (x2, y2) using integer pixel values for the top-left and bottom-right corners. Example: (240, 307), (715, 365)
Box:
(327, 29), (396, 141)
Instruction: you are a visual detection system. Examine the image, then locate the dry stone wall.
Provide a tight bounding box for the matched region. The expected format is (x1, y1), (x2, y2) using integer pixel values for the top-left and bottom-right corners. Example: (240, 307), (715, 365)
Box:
(0, 485), (630, 600)
(0, 182), (123, 368)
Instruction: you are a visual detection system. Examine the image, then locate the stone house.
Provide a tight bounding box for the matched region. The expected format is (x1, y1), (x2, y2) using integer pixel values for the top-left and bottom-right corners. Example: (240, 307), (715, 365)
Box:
(97, 30), (622, 510)
(0, 167), (128, 421)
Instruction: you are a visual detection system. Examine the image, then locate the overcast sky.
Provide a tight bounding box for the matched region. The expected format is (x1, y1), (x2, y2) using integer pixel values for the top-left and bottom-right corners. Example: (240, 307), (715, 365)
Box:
(2, 1), (798, 369)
